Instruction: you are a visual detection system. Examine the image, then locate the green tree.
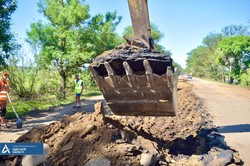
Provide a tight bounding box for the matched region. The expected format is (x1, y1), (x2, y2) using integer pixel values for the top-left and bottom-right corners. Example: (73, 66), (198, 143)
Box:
(240, 68), (250, 87)
(216, 35), (250, 83)
(202, 33), (223, 51)
(82, 11), (123, 56)
(186, 24), (250, 83)
(186, 46), (210, 78)
(26, 0), (122, 98)
(0, 0), (18, 66)
(7, 51), (40, 98)
(201, 33), (224, 80)
(173, 62), (184, 75)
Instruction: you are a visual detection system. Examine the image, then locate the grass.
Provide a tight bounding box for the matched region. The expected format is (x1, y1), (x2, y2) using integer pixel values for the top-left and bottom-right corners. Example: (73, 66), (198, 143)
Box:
(5, 89), (102, 119)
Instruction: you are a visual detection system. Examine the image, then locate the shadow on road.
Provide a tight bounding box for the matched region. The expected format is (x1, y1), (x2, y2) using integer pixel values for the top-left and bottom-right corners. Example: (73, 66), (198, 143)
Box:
(3, 98), (104, 132)
(217, 124), (250, 133)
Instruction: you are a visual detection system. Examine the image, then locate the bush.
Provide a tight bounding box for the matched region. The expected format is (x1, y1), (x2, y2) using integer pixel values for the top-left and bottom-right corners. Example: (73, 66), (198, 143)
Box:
(240, 69), (250, 87)
(38, 70), (61, 96)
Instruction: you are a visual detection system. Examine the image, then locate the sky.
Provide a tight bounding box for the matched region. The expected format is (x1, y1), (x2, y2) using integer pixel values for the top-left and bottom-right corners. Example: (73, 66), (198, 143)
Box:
(11, 0), (250, 68)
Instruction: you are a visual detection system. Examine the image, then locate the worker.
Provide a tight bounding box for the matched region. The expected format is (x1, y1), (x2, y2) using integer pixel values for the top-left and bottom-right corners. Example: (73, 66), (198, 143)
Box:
(74, 74), (84, 108)
(0, 71), (10, 127)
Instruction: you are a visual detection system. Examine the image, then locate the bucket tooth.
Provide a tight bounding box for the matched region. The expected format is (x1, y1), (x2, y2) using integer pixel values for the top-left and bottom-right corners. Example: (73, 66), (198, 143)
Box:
(89, 66), (98, 77)
(143, 59), (152, 74)
(123, 61), (134, 87)
(173, 67), (178, 85)
(123, 61), (133, 75)
(104, 62), (114, 76)
(89, 66), (107, 94)
(143, 59), (153, 87)
(89, 66), (102, 86)
(166, 66), (173, 90)
(104, 62), (117, 88)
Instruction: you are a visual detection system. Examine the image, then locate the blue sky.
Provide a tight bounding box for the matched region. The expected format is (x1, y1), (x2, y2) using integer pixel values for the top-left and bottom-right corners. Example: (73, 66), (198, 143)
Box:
(11, 0), (250, 68)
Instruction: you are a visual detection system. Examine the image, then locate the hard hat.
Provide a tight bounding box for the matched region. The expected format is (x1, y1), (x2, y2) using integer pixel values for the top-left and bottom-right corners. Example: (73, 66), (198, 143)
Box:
(75, 74), (79, 77)
(2, 72), (8, 76)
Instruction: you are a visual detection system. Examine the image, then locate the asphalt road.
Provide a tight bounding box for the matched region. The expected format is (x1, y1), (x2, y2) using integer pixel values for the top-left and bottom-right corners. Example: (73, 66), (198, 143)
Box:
(190, 77), (250, 165)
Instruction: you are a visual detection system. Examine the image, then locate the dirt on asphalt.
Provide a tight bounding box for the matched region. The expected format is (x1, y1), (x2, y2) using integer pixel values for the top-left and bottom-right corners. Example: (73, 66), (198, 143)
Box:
(191, 77), (250, 166)
(0, 82), (243, 166)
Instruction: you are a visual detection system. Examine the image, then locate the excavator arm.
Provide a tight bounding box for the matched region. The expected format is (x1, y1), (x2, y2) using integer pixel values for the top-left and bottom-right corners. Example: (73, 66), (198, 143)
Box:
(127, 0), (154, 49)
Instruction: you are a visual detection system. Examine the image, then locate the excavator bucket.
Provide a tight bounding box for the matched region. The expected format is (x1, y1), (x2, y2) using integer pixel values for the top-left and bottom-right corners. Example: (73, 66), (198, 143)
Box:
(89, 0), (178, 116)
(89, 45), (178, 116)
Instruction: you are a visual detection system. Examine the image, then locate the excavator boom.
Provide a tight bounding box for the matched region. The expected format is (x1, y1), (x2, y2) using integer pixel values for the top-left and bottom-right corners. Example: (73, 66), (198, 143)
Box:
(127, 0), (152, 48)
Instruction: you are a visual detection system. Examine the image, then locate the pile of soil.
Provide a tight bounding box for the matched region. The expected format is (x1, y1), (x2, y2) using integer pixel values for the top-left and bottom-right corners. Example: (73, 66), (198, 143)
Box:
(4, 82), (242, 166)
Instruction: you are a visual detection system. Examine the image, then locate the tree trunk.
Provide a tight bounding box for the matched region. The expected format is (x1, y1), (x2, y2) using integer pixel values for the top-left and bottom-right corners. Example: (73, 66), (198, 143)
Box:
(59, 70), (67, 99)
(229, 76), (233, 84)
(221, 74), (225, 83)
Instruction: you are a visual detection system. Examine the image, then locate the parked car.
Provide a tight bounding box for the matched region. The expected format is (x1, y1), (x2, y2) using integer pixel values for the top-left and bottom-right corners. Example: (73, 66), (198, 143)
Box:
(186, 74), (192, 79)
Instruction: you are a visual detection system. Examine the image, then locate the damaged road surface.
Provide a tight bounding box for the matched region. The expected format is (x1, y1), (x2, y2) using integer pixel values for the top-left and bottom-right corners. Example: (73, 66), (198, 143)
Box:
(2, 82), (242, 166)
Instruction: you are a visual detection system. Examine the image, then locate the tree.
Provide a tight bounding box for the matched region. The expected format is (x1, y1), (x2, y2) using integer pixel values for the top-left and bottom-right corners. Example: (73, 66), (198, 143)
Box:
(7, 51), (40, 98)
(216, 35), (250, 83)
(200, 33), (224, 80)
(173, 62), (184, 75)
(26, 0), (122, 98)
(222, 25), (250, 37)
(0, 0), (18, 66)
(202, 33), (223, 51)
(186, 46), (211, 78)
(186, 24), (250, 83)
(82, 11), (123, 57)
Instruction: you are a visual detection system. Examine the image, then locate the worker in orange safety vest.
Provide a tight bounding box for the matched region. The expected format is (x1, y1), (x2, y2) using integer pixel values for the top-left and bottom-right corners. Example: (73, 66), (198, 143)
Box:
(0, 71), (10, 127)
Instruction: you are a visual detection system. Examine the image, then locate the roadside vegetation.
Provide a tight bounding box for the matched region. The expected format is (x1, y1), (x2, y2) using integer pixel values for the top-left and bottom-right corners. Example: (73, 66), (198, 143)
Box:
(185, 25), (250, 87)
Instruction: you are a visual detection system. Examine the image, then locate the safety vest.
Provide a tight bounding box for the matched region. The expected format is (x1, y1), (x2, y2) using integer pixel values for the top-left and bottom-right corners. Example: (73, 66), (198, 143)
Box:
(0, 79), (9, 101)
(75, 79), (83, 94)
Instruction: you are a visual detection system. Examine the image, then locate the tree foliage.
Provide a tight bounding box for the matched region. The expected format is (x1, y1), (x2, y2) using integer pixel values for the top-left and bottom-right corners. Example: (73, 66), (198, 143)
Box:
(186, 46), (211, 77)
(7, 52), (40, 98)
(26, 0), (122, 98)
(83, 11), (123, 57)
(216, 35), (250, 81)
(173, 62), (184, 75)
(0, 0), (18, 66)
(222, 25), (250, 37)
(240, 69), (250, 87)
(202, 33), (223, 51)
(186, 24), (250, 87)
